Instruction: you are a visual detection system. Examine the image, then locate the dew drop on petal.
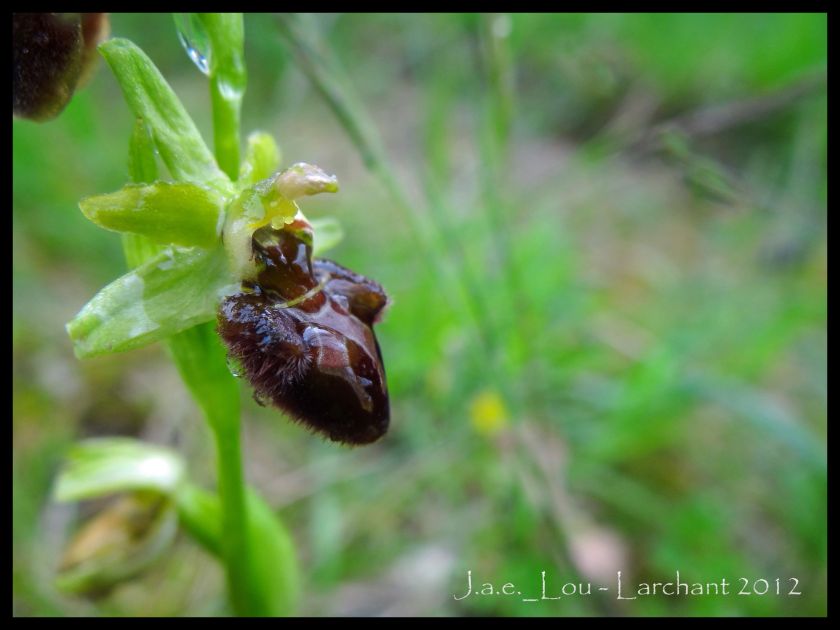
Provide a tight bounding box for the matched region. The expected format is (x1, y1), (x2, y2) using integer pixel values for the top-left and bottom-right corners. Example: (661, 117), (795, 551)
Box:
(226, 355), (243, 378)
(173, 13), (211, 76)
(253, 391), (270, 408)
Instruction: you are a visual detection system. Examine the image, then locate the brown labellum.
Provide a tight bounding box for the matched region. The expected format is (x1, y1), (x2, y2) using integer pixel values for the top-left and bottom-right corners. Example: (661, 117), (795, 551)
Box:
(218, 225), (390, 445)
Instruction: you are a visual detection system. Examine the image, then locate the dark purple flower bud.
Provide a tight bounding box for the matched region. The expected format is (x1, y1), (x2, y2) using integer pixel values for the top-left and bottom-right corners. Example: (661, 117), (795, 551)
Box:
(13, 12), (109, 121)
(218, 225), (390, 445)
(78, 13), (110, 87)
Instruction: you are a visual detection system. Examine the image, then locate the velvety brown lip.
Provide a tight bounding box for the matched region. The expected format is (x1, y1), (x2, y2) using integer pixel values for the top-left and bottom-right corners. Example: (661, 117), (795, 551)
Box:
(218, 226), (390, 445)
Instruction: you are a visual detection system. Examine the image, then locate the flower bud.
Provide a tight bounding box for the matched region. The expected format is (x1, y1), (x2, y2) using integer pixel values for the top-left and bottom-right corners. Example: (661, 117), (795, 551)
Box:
(56, 492), (177, 598)
(13, 13), (109, 121)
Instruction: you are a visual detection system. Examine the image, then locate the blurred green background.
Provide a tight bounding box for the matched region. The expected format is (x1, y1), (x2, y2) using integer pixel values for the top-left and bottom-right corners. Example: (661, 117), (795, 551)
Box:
(13, 13), (826, 617)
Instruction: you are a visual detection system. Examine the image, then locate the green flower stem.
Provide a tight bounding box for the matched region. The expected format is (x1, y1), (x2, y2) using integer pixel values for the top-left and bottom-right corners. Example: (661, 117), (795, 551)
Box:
(165, 325), (261, 616)
(209, 402), (253, 614)
(90, 29), (297, 614)
(200, 14), (255, 614)
(189, 14), (272, 615)
(199, 13), (246, 181)
(127, 116), (258, 615)
(210, 79), (241, 180)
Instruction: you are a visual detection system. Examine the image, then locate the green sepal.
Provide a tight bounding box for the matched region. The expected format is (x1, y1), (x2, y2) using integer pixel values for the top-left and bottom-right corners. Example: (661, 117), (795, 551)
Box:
(310, 217), (344, 256)
(129, 119), (159, 184)
(80, 182), (225, 248)
(99, 38), (232, 196)
(123, 119), (166, 267)
(66, 246), (238, 359)
(239, 131), (282, 187)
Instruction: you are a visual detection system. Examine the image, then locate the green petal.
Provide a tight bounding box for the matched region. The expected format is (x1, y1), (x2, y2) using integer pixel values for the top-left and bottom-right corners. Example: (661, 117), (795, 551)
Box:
(66, 246), (237, 359)
(53, 438), (186, 502)
(99, 38), (232, 196)
(239, 131), (281, 187)
(310, 217), (344, 256)
(80, 182), (225, 248)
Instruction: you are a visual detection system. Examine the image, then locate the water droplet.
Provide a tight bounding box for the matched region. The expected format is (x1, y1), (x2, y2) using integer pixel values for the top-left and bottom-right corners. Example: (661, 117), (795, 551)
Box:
(173, 14), (211, 76)
(253, 391), (270, 408)
(226, 355), (243, 378)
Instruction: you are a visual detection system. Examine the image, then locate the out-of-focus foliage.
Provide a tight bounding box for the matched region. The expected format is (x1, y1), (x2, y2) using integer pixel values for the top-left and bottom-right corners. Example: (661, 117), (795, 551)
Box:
(13, 13), (825, 617)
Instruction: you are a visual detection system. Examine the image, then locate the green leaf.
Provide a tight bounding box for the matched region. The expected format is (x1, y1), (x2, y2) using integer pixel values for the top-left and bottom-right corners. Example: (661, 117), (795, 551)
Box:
(239, 131), (281, 187)
(54, 439), (186, 502)
(80, 182), (225, 248)
(174, 484), (300, 616)
(66, 246), (238, 359)
(174, 483), (222, 557)
(99, 38), (232, 195)
(244, 489), (299, 616)
(310, 217), (344, 256)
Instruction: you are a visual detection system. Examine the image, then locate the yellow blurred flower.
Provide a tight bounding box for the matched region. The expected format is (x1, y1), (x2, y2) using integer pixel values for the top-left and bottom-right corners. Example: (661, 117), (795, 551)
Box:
(469, 389), (509, 436)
